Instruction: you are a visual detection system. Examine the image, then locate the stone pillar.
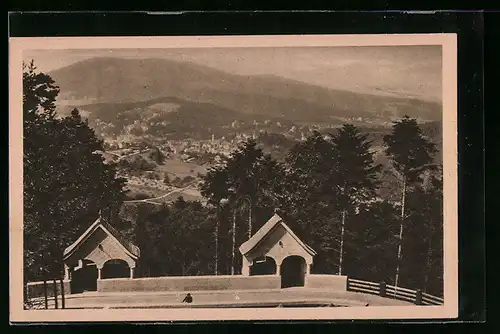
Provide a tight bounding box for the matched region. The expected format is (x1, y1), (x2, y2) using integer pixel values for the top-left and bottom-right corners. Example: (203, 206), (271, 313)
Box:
(306, 263), (311, 275)
(276, 263), (281, 276)
(241, 257), (250, 276)
(97, 267), (102, 280)
(64, 264), (70, 280)
(129, 267), (135, 279)
(75, 259), (83, 271)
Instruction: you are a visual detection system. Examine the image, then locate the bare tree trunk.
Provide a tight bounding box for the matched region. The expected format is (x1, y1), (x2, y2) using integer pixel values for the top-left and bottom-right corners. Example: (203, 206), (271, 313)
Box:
(247, 200), (252, 240)
(338, 182), (348, 276)
(394, 176), (406, 295)
(215, 221), (219, 276)
(231, 209), (236, 275)
(215, 205), (220, 276)
(338, 210), (346, 275)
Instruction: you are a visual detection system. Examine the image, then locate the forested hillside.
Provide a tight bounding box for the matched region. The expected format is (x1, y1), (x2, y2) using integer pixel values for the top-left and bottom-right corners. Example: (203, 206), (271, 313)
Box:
(23, 60), (444, 299)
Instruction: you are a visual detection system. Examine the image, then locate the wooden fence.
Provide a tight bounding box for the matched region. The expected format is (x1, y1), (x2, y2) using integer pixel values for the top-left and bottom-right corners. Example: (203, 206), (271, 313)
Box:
(346, 278), (444, 305)
(24, 278), (66, 310)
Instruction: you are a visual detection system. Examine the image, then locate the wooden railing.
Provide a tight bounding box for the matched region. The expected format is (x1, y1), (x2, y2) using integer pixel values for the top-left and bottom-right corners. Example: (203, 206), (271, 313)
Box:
(24, 278), (66, 310)
(346, 278), (444, 305)
(421, 292), (445, 306)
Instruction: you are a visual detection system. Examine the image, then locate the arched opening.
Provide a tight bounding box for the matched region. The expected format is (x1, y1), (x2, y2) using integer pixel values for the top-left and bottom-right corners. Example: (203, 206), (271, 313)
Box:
(280, 256), (306, 288)
(250, 256), (277, 276)
(71, 260), (98, 293)
(101, 259), (130, 279)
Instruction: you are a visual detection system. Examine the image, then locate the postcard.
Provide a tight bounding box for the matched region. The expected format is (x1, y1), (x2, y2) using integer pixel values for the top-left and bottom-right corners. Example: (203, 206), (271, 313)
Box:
(9, 33), (458, 322)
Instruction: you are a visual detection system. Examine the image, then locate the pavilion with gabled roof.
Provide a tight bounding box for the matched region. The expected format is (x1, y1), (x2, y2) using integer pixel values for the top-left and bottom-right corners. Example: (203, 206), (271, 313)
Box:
(63, 216), (140, 291)
(239, 214), (316, 287)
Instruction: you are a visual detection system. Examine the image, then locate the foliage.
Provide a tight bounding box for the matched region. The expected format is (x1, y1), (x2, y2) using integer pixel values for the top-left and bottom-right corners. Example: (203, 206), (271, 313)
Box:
(401, 166), (443, 296)
(382, 115), (440, 291)
(327, 125), (382, 274)
(278, 131), (340, 273)
(118, 155), (156, 172)
(22, 59), (444, 297)
(330, 124), (381, 210)
(383, 115), (437, 183)
(277, 126), (381, 274)
(23, 60), (59, 124)
(23, 62), (127, 282)
(198, 121), (442, 294)
(342, 200), (400, 283)
(128, 198), (216, 277)
(200, 139), (284, 274)
(149, 147), (165, 165)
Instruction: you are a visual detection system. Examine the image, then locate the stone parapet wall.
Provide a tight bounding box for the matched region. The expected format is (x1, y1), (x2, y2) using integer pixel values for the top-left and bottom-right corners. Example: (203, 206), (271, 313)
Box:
(304, 274), (348, 291)
(97, 275), (281, 293)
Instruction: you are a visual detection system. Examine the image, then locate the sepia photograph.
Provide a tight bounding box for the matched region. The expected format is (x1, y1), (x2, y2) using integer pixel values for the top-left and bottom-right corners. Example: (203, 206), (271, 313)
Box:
(9, 34), (458, 322)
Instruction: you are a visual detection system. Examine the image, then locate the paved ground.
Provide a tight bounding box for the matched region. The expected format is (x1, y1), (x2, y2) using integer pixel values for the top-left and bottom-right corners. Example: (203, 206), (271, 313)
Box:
(40, 287), (414, 309)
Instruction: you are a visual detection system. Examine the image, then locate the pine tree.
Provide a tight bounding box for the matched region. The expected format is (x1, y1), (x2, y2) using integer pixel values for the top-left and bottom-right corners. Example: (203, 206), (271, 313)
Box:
(402, 164), (443, 295)
(282, 131), (340, 274)
(23, 60), (59, 123)
(283, 131), (337, 219)
(23, 62), (127, 282)
(383, 115), (437, 292)
(200, 139), (283, 275)
(330, 124), (381, 275)
(133, 199), (216, 277)
(343, 200), (400, 283)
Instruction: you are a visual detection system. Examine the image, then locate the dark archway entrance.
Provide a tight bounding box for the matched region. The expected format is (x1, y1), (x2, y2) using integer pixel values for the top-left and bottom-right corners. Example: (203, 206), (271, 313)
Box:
(280, 256), (306, 288)
(250, 256), (277, 276)
(102, 259), (130, 279)
(71, 260), (98, 293)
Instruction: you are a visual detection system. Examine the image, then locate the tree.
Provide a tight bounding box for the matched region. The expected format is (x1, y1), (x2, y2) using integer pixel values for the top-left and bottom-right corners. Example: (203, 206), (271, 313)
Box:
(423, 169), (444, 296)
(281, 131), (341, 274)
(23, 60), (59, 124)
(181, 175), (196, 186)
(342, 200), (400, 283)
(200, 166), (229, 274)
(400, 164), (443, 296)
(172, 176), (182, 187)
(330, 124), (381, 275)
(200, 139), (284, 275)
(149, 147), (165, 165)
(23, 62), (127, 282)
(283, 131), (337, 212)
(382, 115), (438, 291)
(131, 199), (216, 277)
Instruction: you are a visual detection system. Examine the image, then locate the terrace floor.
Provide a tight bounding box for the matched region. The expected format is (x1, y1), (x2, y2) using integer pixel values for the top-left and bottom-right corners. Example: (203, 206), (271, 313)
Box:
(39, 287), (414, 309)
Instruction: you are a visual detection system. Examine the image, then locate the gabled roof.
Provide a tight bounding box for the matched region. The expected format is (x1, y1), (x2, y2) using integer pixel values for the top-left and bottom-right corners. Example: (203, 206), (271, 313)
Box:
(63, 217), (140, 260)
(239, 214), (316, 256)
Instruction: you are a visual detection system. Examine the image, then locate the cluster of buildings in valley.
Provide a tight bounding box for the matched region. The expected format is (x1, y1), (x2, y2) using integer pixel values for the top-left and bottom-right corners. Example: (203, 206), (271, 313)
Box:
(101, 118), (365, 169)
(177, 134), (255, 161)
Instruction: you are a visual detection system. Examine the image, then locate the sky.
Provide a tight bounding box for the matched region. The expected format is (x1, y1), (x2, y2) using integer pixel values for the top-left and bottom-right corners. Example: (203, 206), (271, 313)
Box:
(24, 45), (442, 103)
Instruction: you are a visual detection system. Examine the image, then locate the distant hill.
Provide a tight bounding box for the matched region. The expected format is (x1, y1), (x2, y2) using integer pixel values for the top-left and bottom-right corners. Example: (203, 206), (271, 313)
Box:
(63, 96), (296, 141)
(50, 57), (442, 124)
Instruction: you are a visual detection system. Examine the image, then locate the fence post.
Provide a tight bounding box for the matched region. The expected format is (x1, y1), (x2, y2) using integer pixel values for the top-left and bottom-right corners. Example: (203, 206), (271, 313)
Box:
(43, 279), (48, 309)
(346, 278), (350, 290)
(60, 278), (65, 309)
(379, 281), (386, 297)
(53, 279), (58, 309)
(24, 282), (29, 310)
(415, 289), (423, 305)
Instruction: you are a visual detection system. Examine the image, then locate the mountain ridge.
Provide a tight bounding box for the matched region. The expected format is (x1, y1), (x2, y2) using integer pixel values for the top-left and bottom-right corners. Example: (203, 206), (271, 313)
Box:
(50, 57), (442, 123)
